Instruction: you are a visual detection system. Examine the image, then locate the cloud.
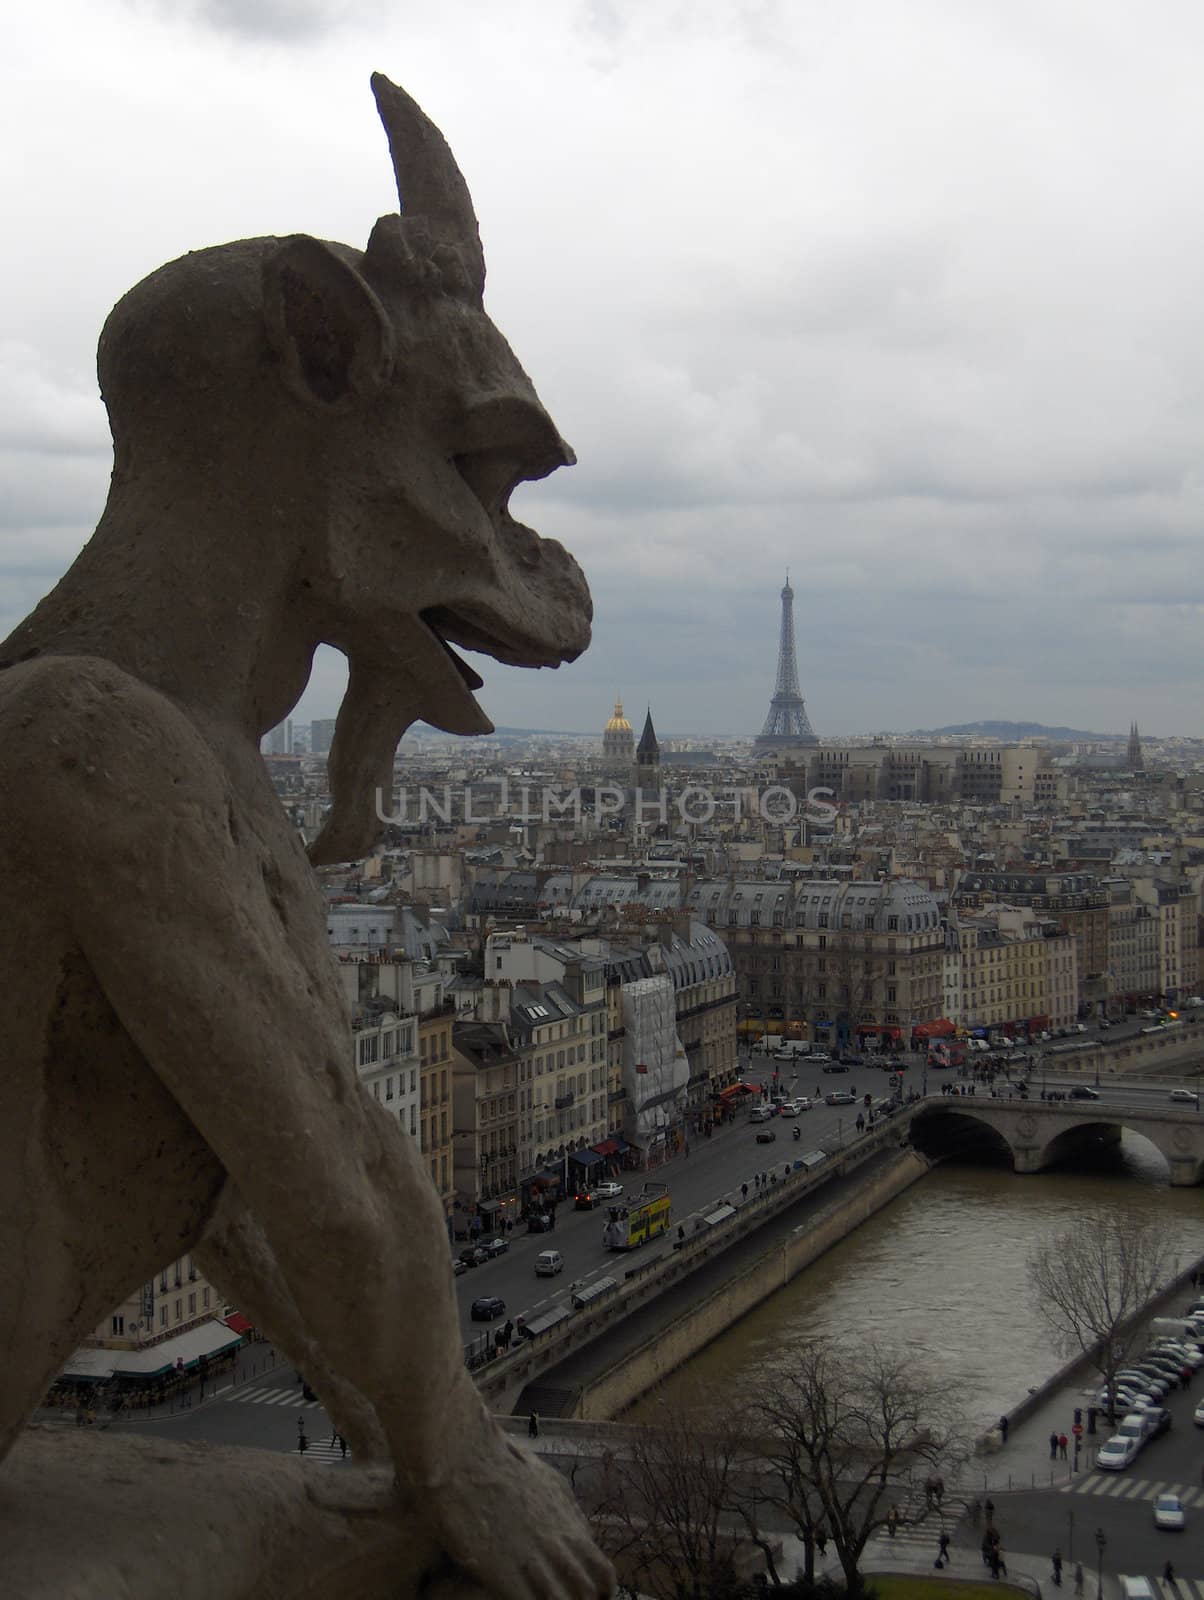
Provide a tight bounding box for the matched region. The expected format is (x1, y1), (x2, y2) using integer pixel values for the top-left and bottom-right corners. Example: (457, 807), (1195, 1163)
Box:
(6, 0), (1204, 737)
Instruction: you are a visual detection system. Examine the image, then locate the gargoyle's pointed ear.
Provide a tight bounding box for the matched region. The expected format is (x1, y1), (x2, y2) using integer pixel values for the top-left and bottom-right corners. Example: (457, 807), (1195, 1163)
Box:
(263, 236), (395, 408)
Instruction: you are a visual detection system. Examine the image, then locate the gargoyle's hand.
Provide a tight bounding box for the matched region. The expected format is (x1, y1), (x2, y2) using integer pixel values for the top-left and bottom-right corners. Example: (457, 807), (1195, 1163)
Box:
(411, 1425), (614, 1600)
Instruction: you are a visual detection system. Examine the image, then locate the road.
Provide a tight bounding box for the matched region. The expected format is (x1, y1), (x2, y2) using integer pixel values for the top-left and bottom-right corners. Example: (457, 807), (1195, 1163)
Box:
(96, 1060), (1202, 1465)
(984, 1372), (1204, 1593)
(451, 1058), (1203, 1349)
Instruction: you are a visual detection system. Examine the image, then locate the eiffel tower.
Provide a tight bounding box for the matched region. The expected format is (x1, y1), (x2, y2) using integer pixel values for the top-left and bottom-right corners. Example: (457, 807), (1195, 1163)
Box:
(756, 576), (818, 747)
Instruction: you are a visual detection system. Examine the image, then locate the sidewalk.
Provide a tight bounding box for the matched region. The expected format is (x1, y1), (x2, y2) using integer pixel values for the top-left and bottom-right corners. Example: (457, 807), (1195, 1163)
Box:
(32, 1340), (289, 1429)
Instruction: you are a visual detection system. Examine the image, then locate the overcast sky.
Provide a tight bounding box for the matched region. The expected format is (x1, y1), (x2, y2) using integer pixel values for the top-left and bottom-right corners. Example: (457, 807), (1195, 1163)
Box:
(6, 0), (1204, 738)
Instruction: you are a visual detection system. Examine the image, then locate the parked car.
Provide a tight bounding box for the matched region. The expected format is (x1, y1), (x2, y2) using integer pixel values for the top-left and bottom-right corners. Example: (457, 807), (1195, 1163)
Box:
(458, 1245), (488, 1268)
(825, 1090), (857, 1106)
(1096, 1434), (1141, 1471)
(1194, 1397), (1204, 1427)
(1154, 1491), (1186, 1530)
(470, 1296), (506, 1321)
(1069, 1086), (1101, 1100)
(1142, 1405), (1172, 1438)
(453, 1258), (468, 1277)
(754, 1128), (777, 1144)
(593, 1181), (624, 1200)
(481, 1236), (509, 1258)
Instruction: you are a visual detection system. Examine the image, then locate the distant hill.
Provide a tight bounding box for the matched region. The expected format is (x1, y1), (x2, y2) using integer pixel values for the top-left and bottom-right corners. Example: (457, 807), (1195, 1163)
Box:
(909, 720), (1119, 741)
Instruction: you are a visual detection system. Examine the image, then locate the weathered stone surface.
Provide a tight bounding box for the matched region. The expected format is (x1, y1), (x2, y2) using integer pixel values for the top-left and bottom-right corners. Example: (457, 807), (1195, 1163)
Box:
(0, 74), (608, 1600)
(2, 1429), (473, 1599)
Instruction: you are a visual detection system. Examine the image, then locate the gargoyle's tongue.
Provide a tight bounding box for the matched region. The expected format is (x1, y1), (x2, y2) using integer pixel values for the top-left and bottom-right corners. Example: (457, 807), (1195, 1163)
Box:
(434, 632), (483, 690)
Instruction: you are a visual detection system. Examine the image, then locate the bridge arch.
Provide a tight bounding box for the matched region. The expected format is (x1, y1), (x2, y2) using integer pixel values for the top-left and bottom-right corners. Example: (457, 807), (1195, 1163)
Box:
(909, 1102), (1204, 1187)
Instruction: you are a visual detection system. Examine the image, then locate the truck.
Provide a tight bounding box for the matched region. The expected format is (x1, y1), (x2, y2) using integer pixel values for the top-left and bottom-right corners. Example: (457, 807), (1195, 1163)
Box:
(603, 1183), (671, 1250)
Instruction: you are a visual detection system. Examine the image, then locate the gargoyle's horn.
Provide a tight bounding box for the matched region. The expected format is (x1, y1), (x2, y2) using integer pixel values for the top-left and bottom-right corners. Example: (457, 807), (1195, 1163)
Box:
(370, 73), (485, 295)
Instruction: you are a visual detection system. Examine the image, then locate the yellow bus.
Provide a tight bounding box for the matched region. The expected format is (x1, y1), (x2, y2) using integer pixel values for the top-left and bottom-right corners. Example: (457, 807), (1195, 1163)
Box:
(602, 1186), (671, 1251)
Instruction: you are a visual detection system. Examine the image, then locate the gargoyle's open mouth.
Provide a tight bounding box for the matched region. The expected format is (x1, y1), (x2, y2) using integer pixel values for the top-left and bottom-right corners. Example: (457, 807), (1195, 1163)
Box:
(420, 605), (570, 681)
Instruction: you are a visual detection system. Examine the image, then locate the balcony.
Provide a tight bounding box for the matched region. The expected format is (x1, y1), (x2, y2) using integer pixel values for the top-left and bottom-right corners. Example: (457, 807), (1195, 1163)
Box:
(554, 1092), (575, 1110)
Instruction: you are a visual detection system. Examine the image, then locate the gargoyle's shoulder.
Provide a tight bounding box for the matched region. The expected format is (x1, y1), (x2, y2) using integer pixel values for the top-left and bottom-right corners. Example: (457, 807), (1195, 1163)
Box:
(0, 655), (227, 819)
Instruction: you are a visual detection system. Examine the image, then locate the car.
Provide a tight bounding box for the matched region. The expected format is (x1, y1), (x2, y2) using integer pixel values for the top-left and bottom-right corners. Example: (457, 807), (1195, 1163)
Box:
(481, 1236), (509, 1258)
(777, 1102), (800, 1117)
(825, 1090), (857, 1106)
(593, 1181), (623, 1200)
(574, 1191), (598, 1210)
(1118, 1579), (1156, 1600)
(470, 1296), (505, 1321)
(1069, 1085), (1101, 1100)
(1096, 1433), (1140, 1470)
(452, 1258), (468, 1277)
(458, 1245), (488, 1268)
(1154, 1491), (1186, 1530)
(1193, 1398), (1204, 1427)
(792, 1097), (815, 1111)
(1169, 1088), (1199, 1104)
(1098, 1018), (1112, 1029)
(1142, 1405), (1172, 1438)
(754, 1129), (777, 1143)
(534, 1249), (563, 1277)
(822, 1062), (851, 1074)
(525, 1213), (554, 1233)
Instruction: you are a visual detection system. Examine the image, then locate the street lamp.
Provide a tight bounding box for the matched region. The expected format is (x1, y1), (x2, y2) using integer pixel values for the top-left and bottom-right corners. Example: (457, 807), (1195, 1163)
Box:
(1094, 1526), (1106, 1600)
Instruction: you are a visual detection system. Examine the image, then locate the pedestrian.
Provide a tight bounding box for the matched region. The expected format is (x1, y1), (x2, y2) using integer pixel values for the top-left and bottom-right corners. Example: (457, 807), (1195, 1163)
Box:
(969, 1497), (982, 1529)
(815, 1527), (827, 1556)
(1049, 1430), (1059, 1460)
(86, 1407), (95, 1427)
(329, 1425), (338, 1446)
(528, 1410), (539, 1439)
(298, 1430), (308, 1454)
(1058, 1432), (1068, 1460)
(741, 1182), (748, 1201)
(999, 1413), (1009, 1444)
(981, 1535), (994, 1568)
(996, 1546), (1007, 1579)
(1052, 1548), (1063, 1587)
(988, 1551), (1001, 1581)
(1074, 1562), (1084, 1596)
(1164, 1562), (1175, 1585)
(887, 1506), (898, 1539)
(938, 1531), (951, 1565)
(338, 1434), (347, 1459)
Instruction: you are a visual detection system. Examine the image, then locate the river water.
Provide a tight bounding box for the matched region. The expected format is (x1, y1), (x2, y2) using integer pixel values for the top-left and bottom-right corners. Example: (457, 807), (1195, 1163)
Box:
(628, 1136), (1204, 1431)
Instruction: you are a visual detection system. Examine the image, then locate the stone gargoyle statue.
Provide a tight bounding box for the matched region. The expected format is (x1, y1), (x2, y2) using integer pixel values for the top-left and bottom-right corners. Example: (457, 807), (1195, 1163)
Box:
(0, 73), (610, 1600)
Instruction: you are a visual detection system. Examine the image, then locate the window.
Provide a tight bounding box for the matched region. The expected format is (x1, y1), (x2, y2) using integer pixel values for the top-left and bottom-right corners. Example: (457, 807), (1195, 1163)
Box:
(111, 1315), (124, 1336)
(385, 1076), (395, 1101)
(175, 1299), (183, 1323)
(188, 1292), (196, 1315)
(358, 1035), (379, 1067)
(202, 1287), (210, 1309)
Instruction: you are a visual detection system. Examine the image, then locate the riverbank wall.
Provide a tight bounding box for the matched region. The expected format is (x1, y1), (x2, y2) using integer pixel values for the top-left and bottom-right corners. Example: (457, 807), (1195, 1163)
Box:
(517, 1144), (931, 1422)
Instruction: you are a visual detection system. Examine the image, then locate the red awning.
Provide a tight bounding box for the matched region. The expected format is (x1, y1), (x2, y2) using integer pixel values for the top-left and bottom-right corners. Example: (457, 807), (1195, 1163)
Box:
(222, 1312), (253, 1336)
(592, 1139), (619, 1157)
(912, 1018), (956, 1040)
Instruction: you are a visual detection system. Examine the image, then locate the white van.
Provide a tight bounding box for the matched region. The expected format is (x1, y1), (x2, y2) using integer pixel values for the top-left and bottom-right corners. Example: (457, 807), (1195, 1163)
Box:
(534, 1249), (563, 1277)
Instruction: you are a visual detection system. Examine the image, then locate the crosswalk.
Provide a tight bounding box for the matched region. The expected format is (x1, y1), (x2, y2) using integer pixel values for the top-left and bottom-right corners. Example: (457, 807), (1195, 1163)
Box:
(1058, 1473), (1204, 1504)
(297, 1439), (351, 1465)
(223, 1383), (320, 1409)
(861, 1518), (948, 1562)
(1125, 1582), (1204, 1599)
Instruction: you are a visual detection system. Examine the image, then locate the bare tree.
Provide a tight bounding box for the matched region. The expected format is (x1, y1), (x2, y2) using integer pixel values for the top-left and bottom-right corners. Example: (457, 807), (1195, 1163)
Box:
(746, 1338), (966, 1599)
(1028, 1206), (1173, 1421)
(585, 1392), (754, 1600)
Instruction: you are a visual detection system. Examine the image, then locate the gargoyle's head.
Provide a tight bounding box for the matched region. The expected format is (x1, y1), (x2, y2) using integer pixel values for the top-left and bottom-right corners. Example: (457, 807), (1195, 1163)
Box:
(98, 75), (591, 864)
(283, 75), (590, 861)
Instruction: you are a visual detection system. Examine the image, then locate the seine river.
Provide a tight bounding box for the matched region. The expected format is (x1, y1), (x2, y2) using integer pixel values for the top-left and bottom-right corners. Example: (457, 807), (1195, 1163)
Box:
(628, 1136), (1204, 1431)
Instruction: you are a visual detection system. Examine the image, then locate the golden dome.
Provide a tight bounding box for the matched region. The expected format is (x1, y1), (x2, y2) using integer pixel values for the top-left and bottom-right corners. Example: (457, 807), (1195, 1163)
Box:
(604, 697), (632, 734)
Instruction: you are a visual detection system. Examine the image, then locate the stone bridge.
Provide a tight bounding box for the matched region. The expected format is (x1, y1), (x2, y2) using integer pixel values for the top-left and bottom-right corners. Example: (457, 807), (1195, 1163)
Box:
(910, 1098), (1204, 1186)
